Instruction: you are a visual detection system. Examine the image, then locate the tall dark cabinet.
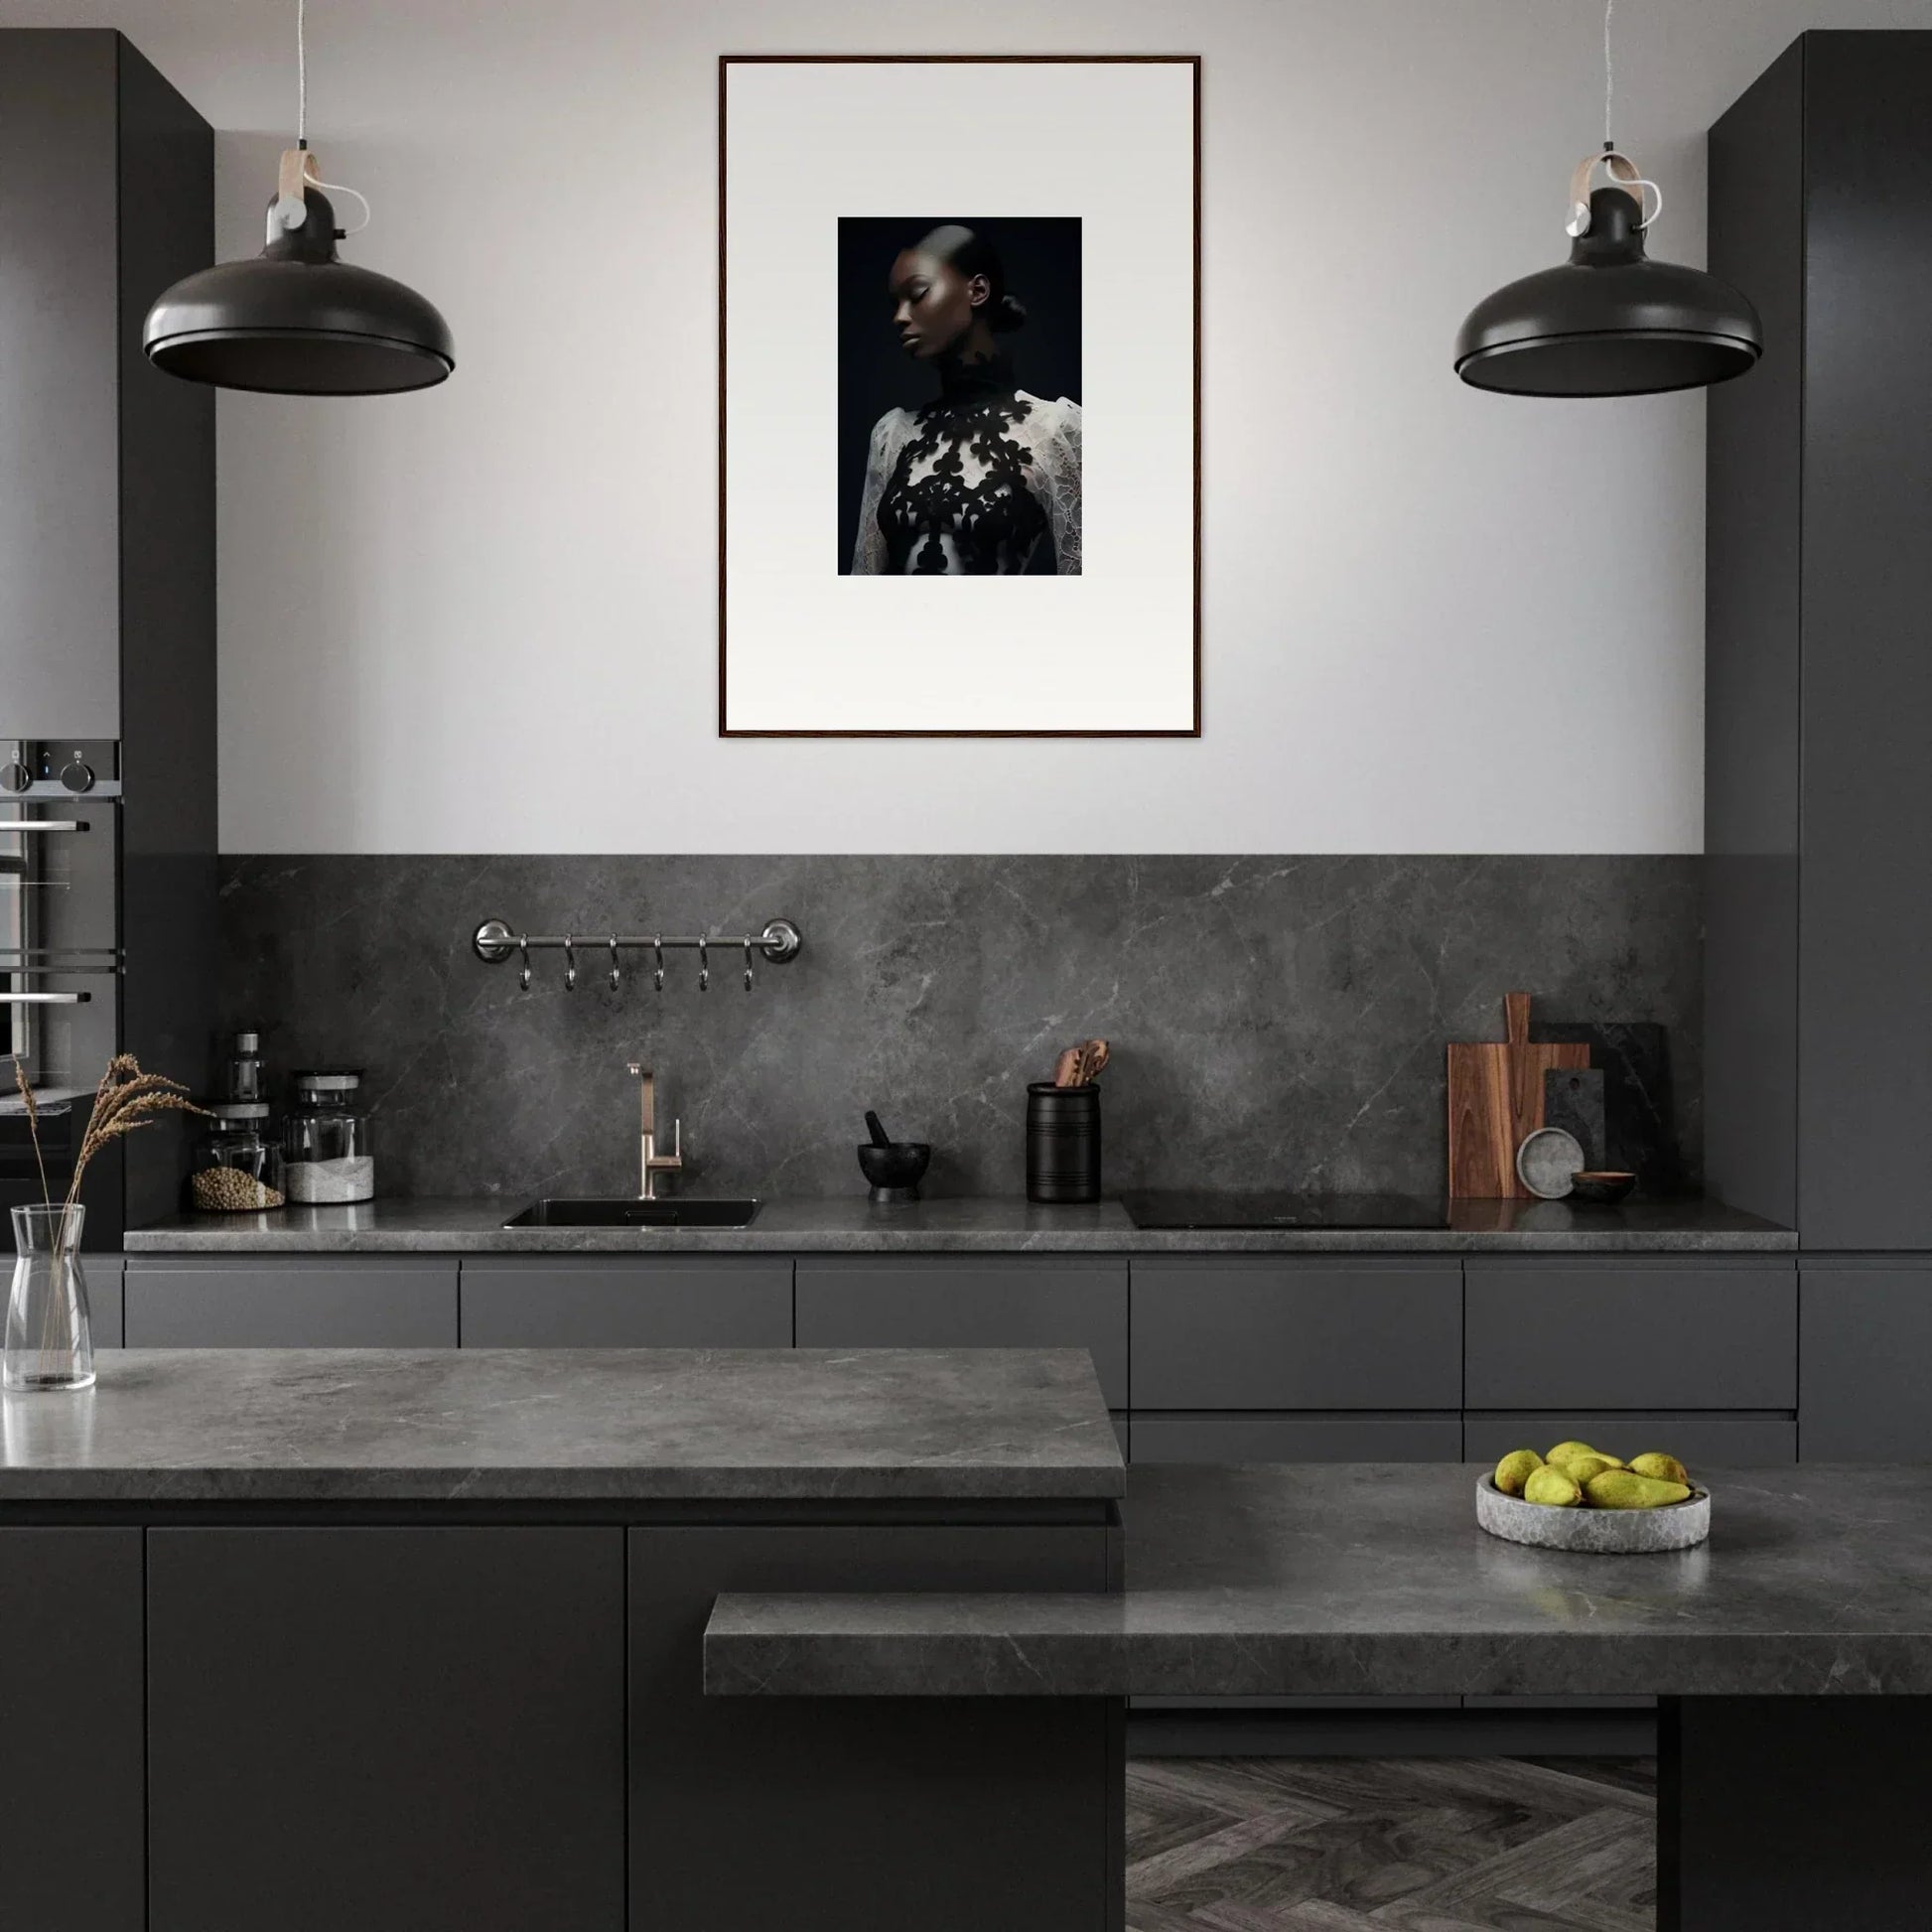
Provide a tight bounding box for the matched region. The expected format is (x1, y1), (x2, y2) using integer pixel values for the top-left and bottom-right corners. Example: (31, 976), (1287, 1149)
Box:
(1708, 31), (1932, 1456)
(0, 31), (215, 1241)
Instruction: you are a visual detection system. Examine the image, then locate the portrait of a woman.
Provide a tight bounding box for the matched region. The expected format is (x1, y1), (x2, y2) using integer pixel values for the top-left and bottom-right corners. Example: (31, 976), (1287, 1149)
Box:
(845, 221), (1082, 577)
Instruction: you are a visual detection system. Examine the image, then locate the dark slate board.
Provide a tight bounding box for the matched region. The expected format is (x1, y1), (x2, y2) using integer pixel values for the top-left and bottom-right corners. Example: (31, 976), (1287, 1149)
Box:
(1531, 1022), (1686, 1194)
(1543, 1066), (1606, 1172)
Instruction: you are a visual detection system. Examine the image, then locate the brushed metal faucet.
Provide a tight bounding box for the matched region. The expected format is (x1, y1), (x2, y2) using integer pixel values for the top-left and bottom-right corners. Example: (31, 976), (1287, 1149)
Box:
(624, 1062), (683, 1199)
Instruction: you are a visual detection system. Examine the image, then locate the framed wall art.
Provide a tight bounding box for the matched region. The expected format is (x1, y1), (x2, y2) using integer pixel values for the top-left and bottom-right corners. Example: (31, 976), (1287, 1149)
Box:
(719, 55), (1200, 737)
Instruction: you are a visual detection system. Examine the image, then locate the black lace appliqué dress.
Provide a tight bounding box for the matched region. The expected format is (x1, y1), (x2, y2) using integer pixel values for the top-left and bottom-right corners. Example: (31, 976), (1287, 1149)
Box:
(850, 357), (1082, 577)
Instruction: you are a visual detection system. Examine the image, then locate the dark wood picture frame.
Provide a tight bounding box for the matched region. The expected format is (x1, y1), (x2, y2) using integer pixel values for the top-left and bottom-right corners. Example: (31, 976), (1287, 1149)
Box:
(718, 54), (1202, 739)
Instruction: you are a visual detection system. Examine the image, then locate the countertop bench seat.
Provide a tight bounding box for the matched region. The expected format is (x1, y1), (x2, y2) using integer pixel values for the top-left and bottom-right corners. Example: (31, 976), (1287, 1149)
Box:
(705, 1460), (1932, 1698)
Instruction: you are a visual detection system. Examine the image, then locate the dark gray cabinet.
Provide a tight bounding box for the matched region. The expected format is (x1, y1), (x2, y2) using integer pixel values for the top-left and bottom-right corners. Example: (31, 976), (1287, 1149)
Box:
(1800, 1263), (1932, 1459)
(1463, 1260), (1796, 1411)
(1463, 1413), (1797, 1467)
(86, 1255), (124, 1347)
(460, 1256), (791, 1348)
(147, 1527), (625, 1932)
(795, 1256), (1128, 1408)
(0, 1528), (144, 1932)
(125, 1257), (459, 1346)
(1131, 1258), (1460, 1411)
(1708, 33), (1932, 1250)
(1132, 1414), (1461, 1463)
(628, 1523), (1116, 1931)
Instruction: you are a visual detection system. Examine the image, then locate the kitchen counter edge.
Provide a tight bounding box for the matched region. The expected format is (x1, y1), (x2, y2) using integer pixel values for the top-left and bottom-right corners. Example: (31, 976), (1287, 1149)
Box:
(122, 1196), (1798, 1255)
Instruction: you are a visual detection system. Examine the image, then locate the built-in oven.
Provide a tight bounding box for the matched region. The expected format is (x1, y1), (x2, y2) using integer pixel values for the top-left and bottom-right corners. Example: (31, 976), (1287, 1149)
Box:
(0, 741), (122, 1226)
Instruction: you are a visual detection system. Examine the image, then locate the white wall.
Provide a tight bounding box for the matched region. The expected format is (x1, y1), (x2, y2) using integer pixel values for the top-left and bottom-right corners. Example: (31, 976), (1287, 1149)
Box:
(3, 0), (1921, 854)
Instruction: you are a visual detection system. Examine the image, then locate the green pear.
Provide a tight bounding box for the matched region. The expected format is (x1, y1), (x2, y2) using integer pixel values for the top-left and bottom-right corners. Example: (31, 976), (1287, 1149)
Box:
(1494, 1449), (1543, 1496)
(1629, 1451), (1691, 1486)
(1524, 1465), (1585, 1507)
(1585, 1469), (1693, 1510)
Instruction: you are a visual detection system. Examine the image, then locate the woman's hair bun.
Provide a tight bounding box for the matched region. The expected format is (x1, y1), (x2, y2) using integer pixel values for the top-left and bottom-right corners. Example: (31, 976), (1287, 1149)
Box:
(990, 292), (1029, 332)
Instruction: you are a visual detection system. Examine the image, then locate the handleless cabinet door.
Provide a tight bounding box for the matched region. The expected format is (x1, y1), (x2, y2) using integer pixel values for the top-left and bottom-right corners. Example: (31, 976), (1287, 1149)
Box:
(1131, 1414), (1462, 1463)
(148, 1527), (624, 1932)
(125, 1257), (459, 1346)
(1131, 1258), (1461, 1412)
(0, 1528), (144, 1932)
(1463, 1412), (1797, 1467)
(460, 1256), (791, 1348)
(0, 32), (119, 731)
(1464, 1259), (1796, 1411)
(1801, 1263), (1932, 1459)
(795, 1257), (1128, 1409)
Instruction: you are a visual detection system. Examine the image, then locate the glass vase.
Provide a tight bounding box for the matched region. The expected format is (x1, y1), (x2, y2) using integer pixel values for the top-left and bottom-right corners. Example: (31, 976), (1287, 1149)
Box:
(6, 1204), (95, 1393)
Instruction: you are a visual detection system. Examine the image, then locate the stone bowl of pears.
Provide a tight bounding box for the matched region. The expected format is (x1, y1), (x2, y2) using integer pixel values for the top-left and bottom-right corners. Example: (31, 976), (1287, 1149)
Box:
(1477, 1441), (1711, 1553)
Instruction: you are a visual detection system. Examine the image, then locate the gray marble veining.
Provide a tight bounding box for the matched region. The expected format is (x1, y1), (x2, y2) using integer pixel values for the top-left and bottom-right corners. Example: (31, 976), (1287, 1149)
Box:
(123, 1193), (1793, 1253)
(217, 855), (1703, 1203)
(0, 1347), (1122, 1503)
(705, 1461), (1932, 1698)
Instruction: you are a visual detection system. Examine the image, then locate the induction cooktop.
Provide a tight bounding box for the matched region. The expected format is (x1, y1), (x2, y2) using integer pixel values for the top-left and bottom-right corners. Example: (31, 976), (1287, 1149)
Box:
(1119, 1191), (1450, 1231)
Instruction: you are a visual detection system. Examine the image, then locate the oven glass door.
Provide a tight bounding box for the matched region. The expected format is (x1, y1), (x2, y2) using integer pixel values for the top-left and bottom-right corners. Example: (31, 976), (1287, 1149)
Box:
(0, 799), (118, 1092)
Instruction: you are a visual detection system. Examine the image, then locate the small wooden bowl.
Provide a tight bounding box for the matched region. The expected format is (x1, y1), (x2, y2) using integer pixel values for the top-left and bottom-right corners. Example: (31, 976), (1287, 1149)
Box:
(1569, 1171), (1637, 1204)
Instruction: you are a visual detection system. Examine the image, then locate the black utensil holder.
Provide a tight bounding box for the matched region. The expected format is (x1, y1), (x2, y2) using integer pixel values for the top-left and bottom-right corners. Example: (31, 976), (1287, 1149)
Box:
(1027, 1083), (1101, 1204)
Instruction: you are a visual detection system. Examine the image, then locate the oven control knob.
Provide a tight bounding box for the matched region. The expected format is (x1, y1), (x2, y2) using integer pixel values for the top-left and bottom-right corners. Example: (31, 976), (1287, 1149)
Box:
(60, 759), (95, 795)
(0, 760), (28, 793)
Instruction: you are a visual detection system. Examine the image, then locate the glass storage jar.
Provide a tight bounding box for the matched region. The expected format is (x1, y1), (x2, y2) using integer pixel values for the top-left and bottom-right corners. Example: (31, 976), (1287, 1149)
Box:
(190, 1102), (286, 1212)
(283, 1069), (375, 1204)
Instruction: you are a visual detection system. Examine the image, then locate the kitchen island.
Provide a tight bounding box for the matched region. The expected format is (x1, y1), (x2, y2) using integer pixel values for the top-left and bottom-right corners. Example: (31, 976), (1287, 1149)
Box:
(712, 1461), (1932, 1931)
(0, 1347), (1124, 1932)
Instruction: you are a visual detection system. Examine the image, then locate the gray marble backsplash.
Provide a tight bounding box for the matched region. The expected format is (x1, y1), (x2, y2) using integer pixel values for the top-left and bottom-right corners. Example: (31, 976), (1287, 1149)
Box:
(217, 856), (1702, 1203)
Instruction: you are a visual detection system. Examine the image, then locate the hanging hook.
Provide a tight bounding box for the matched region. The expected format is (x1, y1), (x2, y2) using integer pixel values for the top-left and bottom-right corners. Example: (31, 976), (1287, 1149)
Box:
(697, 937), (709, 994)
(608, 936), (621, 991)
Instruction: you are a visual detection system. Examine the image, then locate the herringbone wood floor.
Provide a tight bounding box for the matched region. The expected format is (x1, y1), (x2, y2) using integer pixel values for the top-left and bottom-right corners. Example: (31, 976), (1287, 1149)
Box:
(1126, 1756), (1656, 1931)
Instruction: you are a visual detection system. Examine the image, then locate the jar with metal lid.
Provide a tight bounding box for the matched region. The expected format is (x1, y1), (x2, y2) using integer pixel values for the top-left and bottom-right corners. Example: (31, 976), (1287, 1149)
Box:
(283, 1068), (375, 1204)
(190, 1102), (287, 1213)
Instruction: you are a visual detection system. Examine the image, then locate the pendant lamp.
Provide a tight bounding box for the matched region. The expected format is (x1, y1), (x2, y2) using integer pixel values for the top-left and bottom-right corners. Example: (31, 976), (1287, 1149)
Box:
(1453, 0), (1759, 397)
(143, 0), (453, 395)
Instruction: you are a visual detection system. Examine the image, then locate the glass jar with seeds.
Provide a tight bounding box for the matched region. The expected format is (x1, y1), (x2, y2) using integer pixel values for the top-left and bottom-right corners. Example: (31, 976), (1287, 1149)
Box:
(190, 1103), (286, 1212)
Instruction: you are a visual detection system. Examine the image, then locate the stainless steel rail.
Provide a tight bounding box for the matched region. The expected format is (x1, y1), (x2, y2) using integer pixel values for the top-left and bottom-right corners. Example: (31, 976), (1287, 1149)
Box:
(472, 916), (802, 993)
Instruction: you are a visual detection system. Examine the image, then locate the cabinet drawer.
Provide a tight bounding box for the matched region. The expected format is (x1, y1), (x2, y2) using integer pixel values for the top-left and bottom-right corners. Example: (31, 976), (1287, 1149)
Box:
(1464, 1260), (1795, 1410)
(794, 1258), (1127, 1409)
(125, 1259), (459, 1347)
(1463, 1412), (1797, 1467)
(1131, 1259), (1460, 1411)
(1131, 1414), (1462, 1463)
(1801, 1264), (1932, 1459)
(86, 1255), (124, 1348)
(460, 1258), (791, 1349)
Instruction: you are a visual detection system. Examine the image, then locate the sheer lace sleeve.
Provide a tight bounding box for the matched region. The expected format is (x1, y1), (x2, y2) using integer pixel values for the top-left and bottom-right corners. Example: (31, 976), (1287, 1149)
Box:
(1032, 399), (1082, 576)
(850, 411), (905, 576)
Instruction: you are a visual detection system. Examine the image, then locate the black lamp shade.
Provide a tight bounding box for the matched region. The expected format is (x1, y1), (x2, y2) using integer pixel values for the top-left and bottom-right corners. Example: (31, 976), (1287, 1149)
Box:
(1455, 187), (1760, 397)
(144, 188), (454, 396)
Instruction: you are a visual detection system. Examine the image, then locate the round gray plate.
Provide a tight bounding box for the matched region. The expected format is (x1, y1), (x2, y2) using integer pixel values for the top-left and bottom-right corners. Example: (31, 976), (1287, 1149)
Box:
(1516, 1126), (1586, 1199)
(1476, 1475), (1711, 1553)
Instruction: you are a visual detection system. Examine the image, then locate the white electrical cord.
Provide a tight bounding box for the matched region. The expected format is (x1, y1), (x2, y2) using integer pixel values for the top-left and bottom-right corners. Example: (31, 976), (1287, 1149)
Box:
(271, 0), (373, 238)
(1604, 0), (1614, 150)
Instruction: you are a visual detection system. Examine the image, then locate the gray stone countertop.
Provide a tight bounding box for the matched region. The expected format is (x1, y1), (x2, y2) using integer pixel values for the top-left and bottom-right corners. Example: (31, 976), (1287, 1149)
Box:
(122, 1194), (1796, 1255)
(706, 1461), (1932, 1699)
(0, 1347), (1122, 1505)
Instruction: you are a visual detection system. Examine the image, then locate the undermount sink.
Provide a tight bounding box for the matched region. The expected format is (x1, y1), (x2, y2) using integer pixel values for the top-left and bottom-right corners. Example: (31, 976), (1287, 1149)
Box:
(502, 1197), (761, 1229)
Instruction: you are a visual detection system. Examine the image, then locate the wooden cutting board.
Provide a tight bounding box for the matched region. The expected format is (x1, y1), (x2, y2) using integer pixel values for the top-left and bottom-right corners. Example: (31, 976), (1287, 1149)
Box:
(1447, 993), (1590, 1198)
